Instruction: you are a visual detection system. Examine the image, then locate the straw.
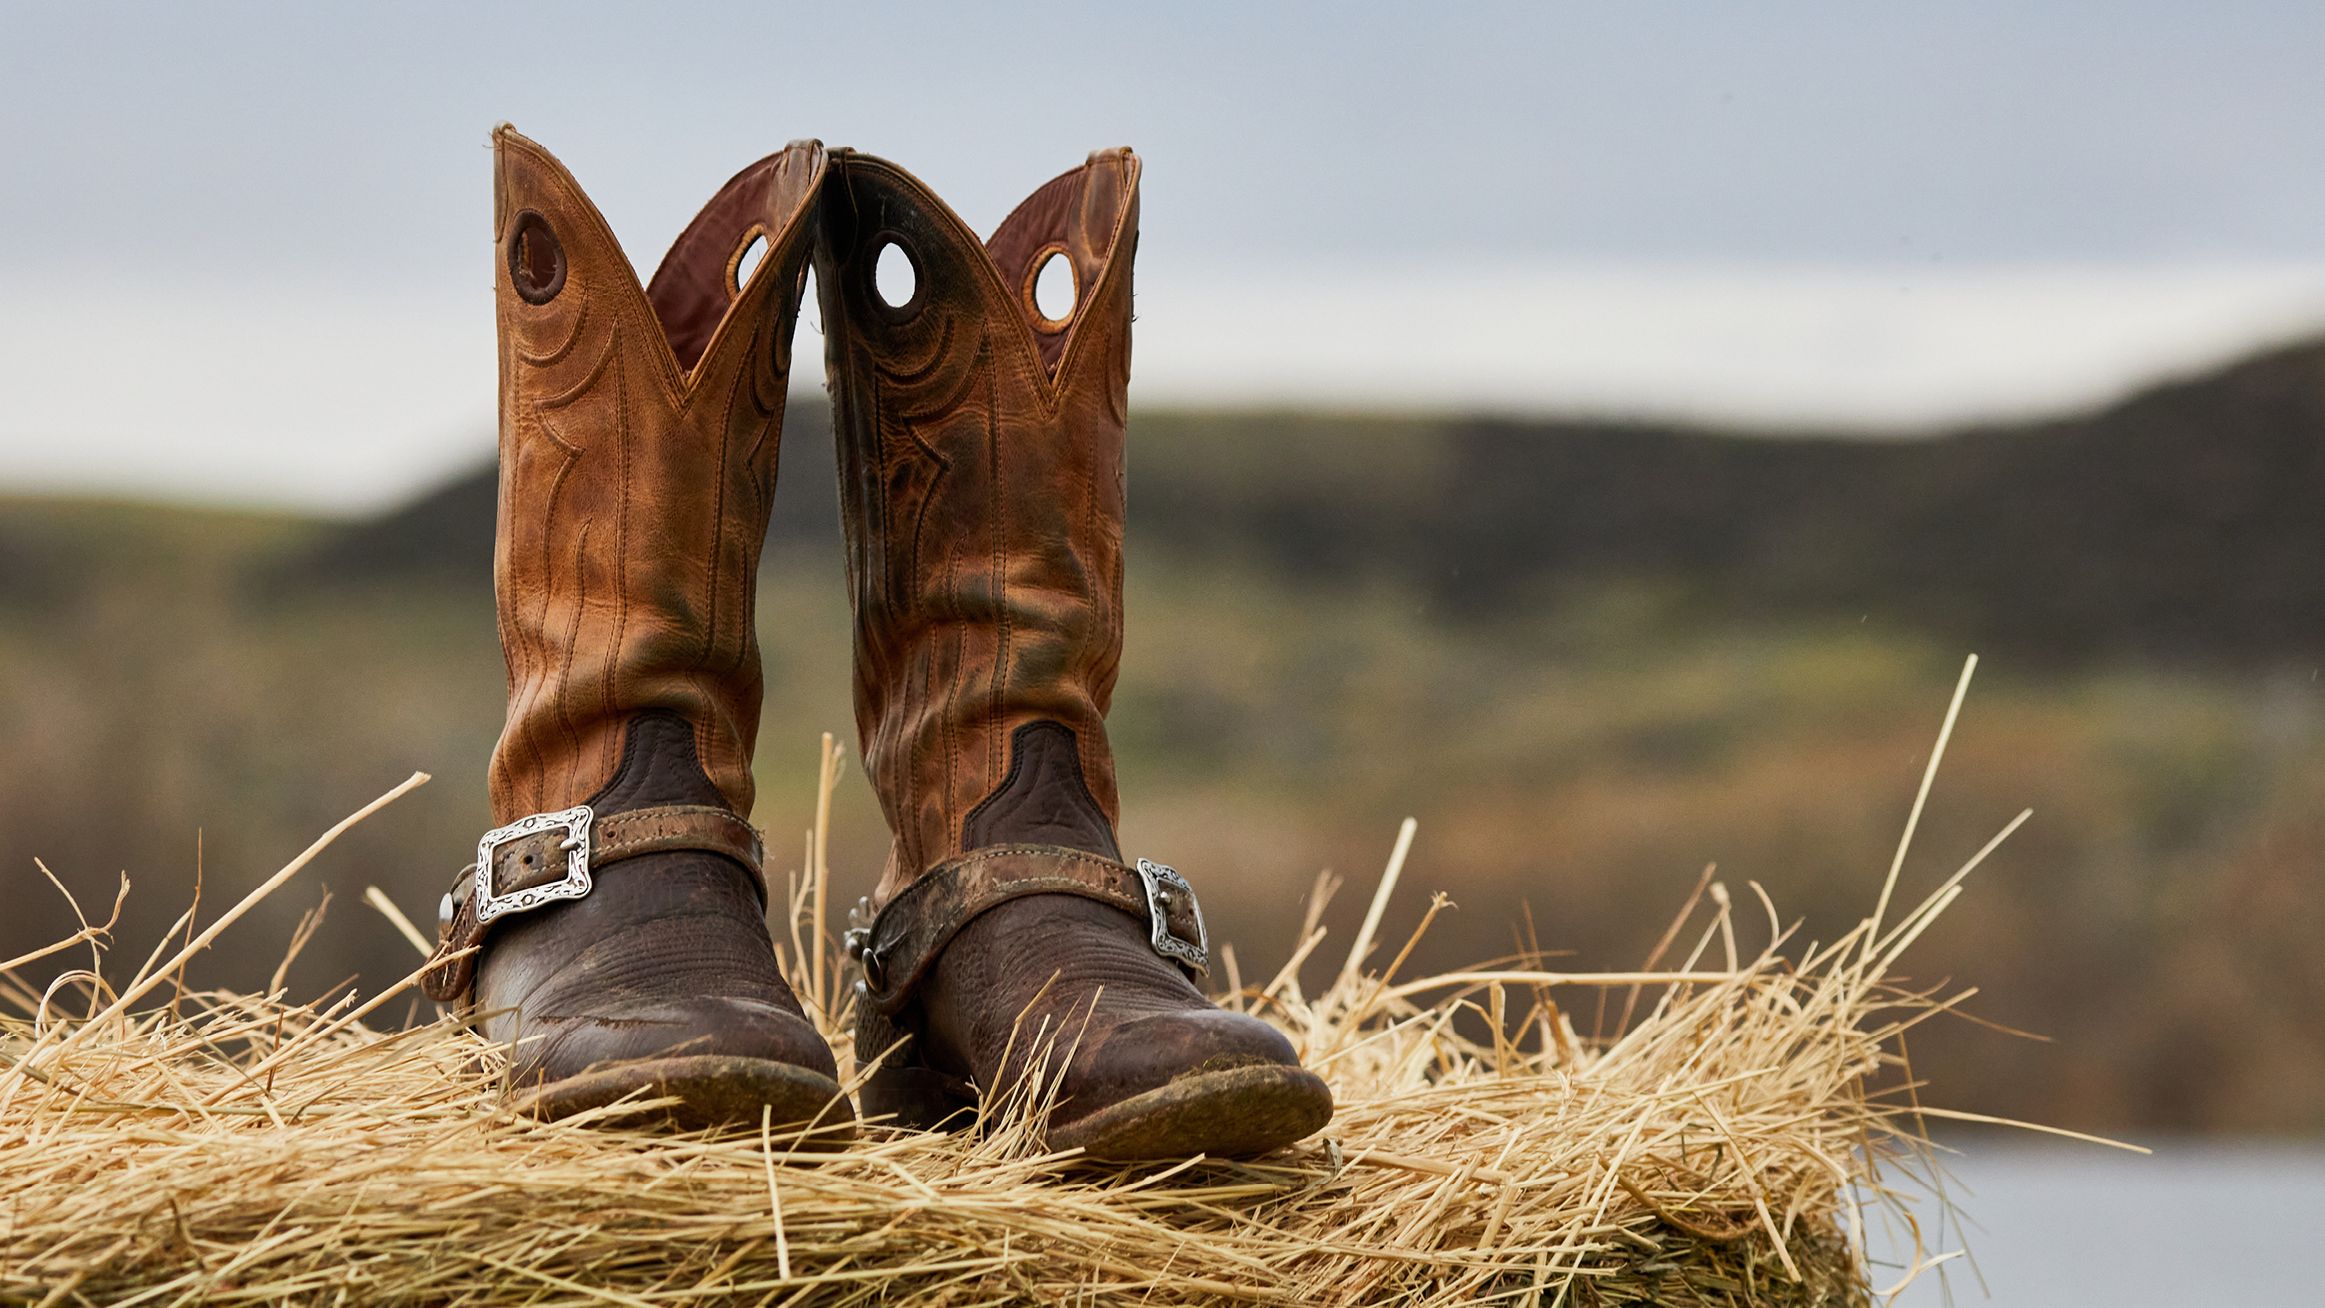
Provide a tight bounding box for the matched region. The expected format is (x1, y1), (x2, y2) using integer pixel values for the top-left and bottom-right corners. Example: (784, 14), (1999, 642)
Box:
(1, 701), (2109, 1304)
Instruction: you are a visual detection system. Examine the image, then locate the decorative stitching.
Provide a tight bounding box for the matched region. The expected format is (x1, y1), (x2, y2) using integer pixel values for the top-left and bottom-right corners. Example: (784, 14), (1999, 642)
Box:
(704, 356), (738, 688)
(984, 345), (1009, 800)
(839, 154), (1134, 408)
(549, 523), (590, 812)
(530, 310), (619, 412)
(942, 551), (961, 848)
(486, 129), (812, 858)
(498, 129), (824, 408)
(604, 357), (631, 735)
(514, 295), (590, 367)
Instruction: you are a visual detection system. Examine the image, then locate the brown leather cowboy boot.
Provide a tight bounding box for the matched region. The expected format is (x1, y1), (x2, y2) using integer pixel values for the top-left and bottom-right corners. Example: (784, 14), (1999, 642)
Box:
(422, 126), (849, 1135)
(813, 148), (1333, 1159)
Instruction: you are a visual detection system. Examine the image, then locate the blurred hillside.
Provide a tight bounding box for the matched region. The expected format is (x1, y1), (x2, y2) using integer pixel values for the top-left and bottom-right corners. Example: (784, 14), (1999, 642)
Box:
(6, 338), (2325, 1135)
(310, 336), (2325, 661)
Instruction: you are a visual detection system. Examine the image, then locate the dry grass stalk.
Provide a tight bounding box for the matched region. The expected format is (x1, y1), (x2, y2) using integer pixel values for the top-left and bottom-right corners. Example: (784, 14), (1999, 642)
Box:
(2, 662), (2093, 1304)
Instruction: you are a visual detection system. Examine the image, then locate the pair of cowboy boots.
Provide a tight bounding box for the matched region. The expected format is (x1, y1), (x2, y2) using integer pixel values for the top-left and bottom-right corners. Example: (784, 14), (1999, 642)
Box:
(421, 127), (1333, 1161)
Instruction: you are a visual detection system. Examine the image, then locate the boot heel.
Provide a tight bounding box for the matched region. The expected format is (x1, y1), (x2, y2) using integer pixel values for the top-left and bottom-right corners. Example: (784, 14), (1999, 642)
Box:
(854, 1003), (976, 1132)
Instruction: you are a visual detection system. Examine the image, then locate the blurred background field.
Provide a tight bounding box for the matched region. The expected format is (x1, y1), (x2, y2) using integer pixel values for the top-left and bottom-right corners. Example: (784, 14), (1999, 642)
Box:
(8, 339), (2325, 1140)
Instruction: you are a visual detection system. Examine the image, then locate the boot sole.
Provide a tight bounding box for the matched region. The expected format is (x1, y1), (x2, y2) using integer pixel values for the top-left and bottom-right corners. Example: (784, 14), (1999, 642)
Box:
(1047, 1064), (1334, 1161)
(514, 1054), (856, 1140)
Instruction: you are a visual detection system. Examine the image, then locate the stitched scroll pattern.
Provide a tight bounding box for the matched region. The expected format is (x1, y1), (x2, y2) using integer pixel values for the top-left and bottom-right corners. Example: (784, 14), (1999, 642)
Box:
(485, 133), (809, 821)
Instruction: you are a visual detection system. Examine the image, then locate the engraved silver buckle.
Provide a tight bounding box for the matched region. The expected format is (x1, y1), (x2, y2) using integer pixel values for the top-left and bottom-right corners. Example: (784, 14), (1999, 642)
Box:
(473, 804), (594, 923)
(1135, 857), (1209, 975)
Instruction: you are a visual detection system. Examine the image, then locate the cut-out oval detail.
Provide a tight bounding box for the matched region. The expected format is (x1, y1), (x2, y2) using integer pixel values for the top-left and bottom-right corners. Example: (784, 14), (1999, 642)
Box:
(1031, 248), (1077, 327)
(874, 239), (918, 310)
(730, 228), (769, 295)
(508, 209), (566, 305)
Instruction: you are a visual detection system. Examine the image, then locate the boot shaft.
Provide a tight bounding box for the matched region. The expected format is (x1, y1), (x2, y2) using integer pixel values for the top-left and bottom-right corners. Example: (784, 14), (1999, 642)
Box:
(813, 149), (1142, 895)
(488, 127), (823, 823)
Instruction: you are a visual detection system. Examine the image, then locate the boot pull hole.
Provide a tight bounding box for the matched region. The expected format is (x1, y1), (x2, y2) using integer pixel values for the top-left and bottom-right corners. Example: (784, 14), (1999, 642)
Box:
(729, 227), (769, 296)
(874, 239), (918, 310)
(1030, 247), (1077, 328)
(508, 209), (566, 305)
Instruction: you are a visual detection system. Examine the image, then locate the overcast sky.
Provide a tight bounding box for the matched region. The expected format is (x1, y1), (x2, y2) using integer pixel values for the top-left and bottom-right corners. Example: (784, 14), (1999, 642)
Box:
(5, 2), (2324, 510)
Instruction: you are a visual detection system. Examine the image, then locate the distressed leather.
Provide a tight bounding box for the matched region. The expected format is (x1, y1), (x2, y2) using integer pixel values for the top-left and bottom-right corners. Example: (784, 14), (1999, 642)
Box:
(816, 148), (1137, 895)
(851, 844), (1206, 1014)
(817, 150), (1324, 1143)
(491, 125), (822, 819)
(450, 127), (838, 1112)
(424, 803), (765, 1002)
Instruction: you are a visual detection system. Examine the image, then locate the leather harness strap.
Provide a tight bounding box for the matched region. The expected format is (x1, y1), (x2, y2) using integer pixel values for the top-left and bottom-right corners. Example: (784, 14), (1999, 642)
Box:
(423, 803), (765, 1003)
(848, 844), (1208, 1016)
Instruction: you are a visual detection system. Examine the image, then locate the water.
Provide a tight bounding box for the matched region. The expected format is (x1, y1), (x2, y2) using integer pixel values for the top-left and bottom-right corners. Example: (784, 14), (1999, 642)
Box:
(1881, 1141), (2325, 1304)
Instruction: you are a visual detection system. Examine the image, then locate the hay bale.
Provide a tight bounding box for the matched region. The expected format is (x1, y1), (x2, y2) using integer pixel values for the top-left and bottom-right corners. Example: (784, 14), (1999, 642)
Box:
(3, 677), (2046, 1305)
(1, 866), (1960, 1304)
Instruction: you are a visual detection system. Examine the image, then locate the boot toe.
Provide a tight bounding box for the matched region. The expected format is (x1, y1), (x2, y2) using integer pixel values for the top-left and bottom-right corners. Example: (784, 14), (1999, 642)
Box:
(519, 994), (838, 1080)
(1066, 1008), (1302, 1105)
(508, 995), (849, 1132)
(1049, 1008), (1333, 1159)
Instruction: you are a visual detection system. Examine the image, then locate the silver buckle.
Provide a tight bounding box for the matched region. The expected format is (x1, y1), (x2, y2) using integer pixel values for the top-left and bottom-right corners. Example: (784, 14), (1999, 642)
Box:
(1135, 858), (1208, 974)
(474, 804), (594, 923)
